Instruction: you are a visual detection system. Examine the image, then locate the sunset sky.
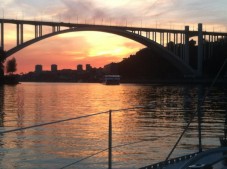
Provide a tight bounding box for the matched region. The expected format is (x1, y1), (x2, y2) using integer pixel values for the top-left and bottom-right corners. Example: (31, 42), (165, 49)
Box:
(1, 0), (227, 73)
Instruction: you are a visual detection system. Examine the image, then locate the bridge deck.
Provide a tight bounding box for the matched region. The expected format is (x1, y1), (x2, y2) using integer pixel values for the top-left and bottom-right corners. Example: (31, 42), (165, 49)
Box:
(140, 147), (227, 169)
(0, 18), (227, 36)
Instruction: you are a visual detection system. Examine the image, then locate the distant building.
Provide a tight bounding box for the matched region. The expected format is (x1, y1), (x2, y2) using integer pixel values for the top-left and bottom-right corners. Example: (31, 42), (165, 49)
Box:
(35, 65), (42, 73)
(51, 64), (57, 72)
(77, 64), (83, 72)
(86, 64), (92, 72)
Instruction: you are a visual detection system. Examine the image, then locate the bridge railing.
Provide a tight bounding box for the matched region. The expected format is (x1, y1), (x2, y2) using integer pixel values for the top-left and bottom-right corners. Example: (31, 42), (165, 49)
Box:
(0, 107), (146, 169)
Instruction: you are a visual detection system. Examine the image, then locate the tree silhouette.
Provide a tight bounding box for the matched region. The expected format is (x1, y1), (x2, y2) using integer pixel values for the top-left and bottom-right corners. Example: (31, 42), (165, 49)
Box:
(6, 57), (17, 75)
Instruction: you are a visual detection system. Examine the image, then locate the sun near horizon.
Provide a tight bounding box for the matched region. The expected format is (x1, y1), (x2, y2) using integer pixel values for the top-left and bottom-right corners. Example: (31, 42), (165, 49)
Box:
(5, 30), (144, 74)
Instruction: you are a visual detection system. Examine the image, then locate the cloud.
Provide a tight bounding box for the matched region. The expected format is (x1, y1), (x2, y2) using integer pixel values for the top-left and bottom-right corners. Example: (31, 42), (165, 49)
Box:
(57, 0), (227, 28)
(60, 0), (107, 20)
(2, 0), (64, 20)
(59, 0), (157, 24)
(3, 0), (227, 27)
(0, 0), (14, 7)
(144, 0), (227, 25)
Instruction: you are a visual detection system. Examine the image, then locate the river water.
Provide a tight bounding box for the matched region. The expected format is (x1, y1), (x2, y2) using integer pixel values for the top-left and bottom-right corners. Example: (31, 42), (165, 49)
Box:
(0, 82), (226, 169)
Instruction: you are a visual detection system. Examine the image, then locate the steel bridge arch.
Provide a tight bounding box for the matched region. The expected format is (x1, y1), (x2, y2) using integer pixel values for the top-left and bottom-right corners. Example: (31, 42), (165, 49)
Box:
(5, 26), (196, 75)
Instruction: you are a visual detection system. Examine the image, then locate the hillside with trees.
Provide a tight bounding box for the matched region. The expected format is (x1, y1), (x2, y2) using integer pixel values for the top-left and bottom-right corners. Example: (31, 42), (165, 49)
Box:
(116, 38), (227, 82)
(118, 48), (182, 81)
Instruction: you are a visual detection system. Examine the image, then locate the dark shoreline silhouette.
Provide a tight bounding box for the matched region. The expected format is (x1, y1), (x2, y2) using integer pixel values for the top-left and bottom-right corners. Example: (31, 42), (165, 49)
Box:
(1, 75), (19, 85)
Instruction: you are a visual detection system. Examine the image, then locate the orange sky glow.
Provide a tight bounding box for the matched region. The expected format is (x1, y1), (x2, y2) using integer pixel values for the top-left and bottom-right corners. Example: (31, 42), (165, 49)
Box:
(1, 0), (227, 73)
(10, 31), (144, 73)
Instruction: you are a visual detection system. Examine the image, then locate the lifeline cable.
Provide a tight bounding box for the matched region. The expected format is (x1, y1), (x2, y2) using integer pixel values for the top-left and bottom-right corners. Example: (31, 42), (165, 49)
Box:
(59, 131), (184, 169)
(0, 111), (109, 134)
(0, 107), (138, 134)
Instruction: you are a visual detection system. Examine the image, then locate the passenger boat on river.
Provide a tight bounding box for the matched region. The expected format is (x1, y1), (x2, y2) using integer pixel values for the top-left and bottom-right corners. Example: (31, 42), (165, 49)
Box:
(103, 75), (120, 85)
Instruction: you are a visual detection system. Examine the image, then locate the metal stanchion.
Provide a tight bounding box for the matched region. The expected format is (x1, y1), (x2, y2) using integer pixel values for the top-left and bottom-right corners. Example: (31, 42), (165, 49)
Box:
(108, 110), (112, 169)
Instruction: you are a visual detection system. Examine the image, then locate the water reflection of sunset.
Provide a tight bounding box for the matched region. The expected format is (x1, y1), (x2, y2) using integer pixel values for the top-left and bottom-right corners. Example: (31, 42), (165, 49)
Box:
(0, 84), (227, 168)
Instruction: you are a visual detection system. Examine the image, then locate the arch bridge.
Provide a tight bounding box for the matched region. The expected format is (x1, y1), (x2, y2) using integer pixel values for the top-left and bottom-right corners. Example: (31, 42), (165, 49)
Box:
(0, 19), (227, 76)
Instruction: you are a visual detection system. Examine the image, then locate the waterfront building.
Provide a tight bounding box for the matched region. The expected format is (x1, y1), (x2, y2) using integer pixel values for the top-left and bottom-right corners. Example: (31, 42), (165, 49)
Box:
(77, 64), (83, 72)
(86, 64), (92, 72)
(35, 65), (42, 73)
(51, 64), (57, 72)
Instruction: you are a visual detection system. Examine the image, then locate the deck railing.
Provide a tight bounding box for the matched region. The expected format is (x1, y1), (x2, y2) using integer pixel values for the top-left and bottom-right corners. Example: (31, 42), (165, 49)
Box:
(0, 105), (204, 169)
(0, 107), (153, 169)
(139, 152), (199, 169)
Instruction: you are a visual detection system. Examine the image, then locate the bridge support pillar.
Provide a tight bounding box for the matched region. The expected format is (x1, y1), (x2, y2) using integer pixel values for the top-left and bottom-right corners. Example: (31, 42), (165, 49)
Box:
(21, 24), (24, 44)
(16, 24), (24, 45)
(173, 33), (176, 54)
(35, 25), (38, 38)
(57, 26), (60, 31)
(184, 26), (189, 64)
(154, 32), (156, 42)
(197, 23), (203, 77)
(146, 32), (150, 39)
(35, 25), (43, 38)
(180, 33), (183, 59)
(208, 35), (211, 58)
(0, 21), (4, 51)
(160, 33), (164, 46)
(17, 24), (20, 46)
(52, 26), (56, 33)
(17, 24), (20, 45)
(39, 25), (42, 36)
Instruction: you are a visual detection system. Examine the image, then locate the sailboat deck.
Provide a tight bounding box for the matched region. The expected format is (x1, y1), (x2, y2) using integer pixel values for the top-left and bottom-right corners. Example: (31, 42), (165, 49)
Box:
(140, 147), (227, 169)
